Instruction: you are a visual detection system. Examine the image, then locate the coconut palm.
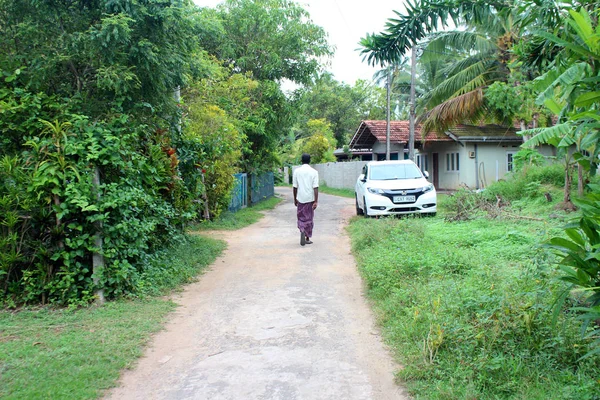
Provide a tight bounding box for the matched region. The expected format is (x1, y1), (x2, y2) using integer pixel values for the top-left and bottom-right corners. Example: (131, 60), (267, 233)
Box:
(372, 57), (418, 119)
(359, 0), (570, 132)
(416, 9), (522, 132)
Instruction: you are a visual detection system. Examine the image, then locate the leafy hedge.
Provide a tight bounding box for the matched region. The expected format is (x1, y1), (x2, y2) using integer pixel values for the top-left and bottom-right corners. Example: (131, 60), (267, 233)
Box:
(0, 1), (237, 305)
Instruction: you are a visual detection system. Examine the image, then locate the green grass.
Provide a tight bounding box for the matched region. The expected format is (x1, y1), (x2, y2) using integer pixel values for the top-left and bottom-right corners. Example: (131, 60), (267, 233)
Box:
(191, 195), (283, 231)
(0, 235), (226, 399)
(318, 184), (355, 199)
(348, 205), (600, 398)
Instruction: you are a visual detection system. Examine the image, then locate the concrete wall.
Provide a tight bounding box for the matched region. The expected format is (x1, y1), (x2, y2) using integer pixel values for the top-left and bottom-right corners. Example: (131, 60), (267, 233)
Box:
(420, 142), (523, 190)
(372, 142), (404, 159)
(292, 161), (368, 190)
(293, 144), (557, 191)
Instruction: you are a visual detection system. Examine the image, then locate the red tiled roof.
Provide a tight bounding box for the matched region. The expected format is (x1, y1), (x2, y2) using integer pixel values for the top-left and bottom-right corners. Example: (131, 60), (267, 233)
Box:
(450, 124), (521, 139)
(349, 120), (451, 149)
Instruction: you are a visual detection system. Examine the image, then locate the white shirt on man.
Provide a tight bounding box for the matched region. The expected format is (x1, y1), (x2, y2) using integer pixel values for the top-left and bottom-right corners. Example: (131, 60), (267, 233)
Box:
(293, 164), (319, 203)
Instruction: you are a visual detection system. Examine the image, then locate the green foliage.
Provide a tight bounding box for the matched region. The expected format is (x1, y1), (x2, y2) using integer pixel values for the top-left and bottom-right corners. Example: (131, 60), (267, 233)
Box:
(512, 148), (545, 172)
(348, 212), (600, 398)
(485, 82), (523, 125)
(485, 163), (565, 201)
(182, 100), (243, 219)
(0, 0), (202, 115)
(318, 185), (355, 199)
(213, 0), (331, 85)
(296, 119), (336, 164)
(0, 231), (224, 398)
(547, 185), (600, 359)
(1, 0), (308, 305)
(521, 8), (600, 200)
(293, 73), (387, 146)
(191, 196), (282, 231)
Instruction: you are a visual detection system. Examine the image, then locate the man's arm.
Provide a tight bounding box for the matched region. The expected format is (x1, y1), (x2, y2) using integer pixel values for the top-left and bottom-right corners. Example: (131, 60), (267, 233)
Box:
(293, 187), (298, 207)
(312, 187), (318, 210)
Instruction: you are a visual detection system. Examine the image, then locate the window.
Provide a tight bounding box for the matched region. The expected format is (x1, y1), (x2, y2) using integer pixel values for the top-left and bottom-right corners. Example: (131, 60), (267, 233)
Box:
(507, 152), (516, 172)
(446, 152), (459, 172)
(416, 154), (429, 173)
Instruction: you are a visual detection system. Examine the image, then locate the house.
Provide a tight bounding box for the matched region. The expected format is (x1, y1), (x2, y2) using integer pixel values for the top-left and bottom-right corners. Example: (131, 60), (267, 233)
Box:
(344, 120), (450, 161)
(344, 120), (553, 191)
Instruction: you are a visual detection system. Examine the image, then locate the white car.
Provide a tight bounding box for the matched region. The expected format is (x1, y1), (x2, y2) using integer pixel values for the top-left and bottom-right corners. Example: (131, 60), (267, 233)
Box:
(355, 160), (436, 217)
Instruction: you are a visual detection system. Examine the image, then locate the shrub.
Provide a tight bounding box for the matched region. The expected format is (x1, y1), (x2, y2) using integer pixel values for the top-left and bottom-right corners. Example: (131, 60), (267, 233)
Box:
(484, 164), (566, 202)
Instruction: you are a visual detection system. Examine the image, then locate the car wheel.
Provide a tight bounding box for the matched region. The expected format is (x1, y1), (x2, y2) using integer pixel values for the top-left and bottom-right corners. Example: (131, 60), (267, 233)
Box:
(363, 197), (370, 218)
(355, 195), (364, 215)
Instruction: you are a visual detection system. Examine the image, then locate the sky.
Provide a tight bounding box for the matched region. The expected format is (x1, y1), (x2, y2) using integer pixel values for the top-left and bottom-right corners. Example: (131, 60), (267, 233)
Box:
(193, 0), (408, 85)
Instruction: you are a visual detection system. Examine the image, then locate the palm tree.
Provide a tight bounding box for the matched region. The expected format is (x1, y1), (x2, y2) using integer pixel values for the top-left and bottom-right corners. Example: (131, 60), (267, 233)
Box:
(521, 7), (600, 203)
(416, 10), (521, 132)
(372, 57), (415, 119)
(359, 0), (568, 132)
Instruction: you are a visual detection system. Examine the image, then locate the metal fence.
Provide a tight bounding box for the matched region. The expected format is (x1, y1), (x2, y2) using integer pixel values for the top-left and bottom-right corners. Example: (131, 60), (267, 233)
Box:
(228, 172), (274, 212)
(229, 173), (248, 212)
(250, 172), (274, 205)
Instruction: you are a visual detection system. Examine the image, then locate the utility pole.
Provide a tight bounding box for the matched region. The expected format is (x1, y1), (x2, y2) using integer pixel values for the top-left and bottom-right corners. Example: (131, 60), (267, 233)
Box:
(408, 47), (416, 161)
(386, 65), (391, 160)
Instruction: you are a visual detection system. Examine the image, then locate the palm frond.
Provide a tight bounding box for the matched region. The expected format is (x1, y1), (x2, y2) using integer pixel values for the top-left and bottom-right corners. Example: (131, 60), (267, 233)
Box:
(423, 30), (497, 56)
(536, 62), (590, 104)
(521, 122), (573, 148)
(451, 54), (502, 80)
(359, 0), (510, 63)
(425, 57), (495, 107)
(419, 88), (485, 134)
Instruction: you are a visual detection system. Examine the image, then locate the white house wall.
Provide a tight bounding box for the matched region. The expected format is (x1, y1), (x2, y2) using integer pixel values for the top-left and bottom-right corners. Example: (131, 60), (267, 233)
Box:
(474, 143), (521, 189)
(420, 142), (522, 190)
(292, 161), (368, 190)
(372, 142), (404, 158)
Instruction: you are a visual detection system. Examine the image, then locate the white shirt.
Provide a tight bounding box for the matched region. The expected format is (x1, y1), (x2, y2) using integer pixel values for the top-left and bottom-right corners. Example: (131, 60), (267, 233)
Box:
(293, 164), (319, 203)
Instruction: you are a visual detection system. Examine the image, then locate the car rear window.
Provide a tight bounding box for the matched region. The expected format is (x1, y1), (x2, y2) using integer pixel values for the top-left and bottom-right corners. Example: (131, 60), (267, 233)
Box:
(369, 164), (423, 180)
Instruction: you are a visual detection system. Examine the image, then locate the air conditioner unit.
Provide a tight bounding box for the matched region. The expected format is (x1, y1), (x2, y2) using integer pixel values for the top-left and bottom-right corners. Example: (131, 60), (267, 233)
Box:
(468, 151), (476, 158)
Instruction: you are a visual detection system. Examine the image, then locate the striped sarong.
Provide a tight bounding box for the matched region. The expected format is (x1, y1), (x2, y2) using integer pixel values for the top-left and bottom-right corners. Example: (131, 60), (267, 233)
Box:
(296, 202), (314, 238)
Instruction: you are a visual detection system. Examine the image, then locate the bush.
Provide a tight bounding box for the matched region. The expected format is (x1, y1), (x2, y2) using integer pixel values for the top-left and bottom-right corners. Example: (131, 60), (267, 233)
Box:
(484, 164), (565, 202)
(348, 215), (600, 399)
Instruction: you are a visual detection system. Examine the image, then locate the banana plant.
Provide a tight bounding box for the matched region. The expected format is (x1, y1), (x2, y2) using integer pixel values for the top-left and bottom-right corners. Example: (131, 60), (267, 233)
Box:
(546, 186), (600, 358)
(522, 8), (600, 202)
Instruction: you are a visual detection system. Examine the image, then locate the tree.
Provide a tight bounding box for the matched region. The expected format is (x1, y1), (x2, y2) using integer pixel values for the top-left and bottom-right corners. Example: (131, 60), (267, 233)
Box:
(198, 0), (333, 171)
(358, 0), (568, 133)
(0, 0), (208, 304)
(293, 73), (387, 147)
(372, 57), (417, 120)
(522, 8), (600, 205)
(212, 0), (331, 85)
(299, 119), (336, 164)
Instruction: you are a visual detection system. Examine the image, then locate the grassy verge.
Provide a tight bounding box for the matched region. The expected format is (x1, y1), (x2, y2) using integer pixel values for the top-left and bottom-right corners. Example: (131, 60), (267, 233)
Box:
(348, 200), (600, 398)
(318, 184), (355, 199)
(191, 195), (283, 231)
(0, 235), (225, 399)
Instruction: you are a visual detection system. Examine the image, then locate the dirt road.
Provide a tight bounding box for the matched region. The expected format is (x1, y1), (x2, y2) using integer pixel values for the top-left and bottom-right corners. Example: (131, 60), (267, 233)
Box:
(105, 187), (408, 400)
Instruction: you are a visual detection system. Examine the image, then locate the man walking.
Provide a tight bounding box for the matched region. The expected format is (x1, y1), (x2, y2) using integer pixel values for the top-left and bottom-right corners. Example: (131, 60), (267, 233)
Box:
(293, 153), (319, 246)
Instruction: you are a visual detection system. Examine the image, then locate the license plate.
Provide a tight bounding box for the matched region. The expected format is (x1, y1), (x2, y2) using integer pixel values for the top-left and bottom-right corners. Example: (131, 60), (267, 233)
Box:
(393, 195), (415, 203)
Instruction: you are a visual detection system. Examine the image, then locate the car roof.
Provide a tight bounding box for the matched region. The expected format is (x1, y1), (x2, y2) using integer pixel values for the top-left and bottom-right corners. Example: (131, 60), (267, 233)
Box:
(366, 160), (416, 166)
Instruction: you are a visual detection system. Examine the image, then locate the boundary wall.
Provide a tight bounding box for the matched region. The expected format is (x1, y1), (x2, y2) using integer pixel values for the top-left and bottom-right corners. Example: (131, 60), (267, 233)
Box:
(292, 161), (367, 190)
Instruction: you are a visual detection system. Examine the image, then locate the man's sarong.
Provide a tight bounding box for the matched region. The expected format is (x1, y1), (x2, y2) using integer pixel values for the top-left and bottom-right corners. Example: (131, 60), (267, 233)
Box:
(297, 202), (314, 238)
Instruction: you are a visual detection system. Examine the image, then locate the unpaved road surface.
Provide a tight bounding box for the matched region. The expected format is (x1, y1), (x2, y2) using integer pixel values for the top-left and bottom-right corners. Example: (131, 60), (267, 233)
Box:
(105, 187), (408, 400)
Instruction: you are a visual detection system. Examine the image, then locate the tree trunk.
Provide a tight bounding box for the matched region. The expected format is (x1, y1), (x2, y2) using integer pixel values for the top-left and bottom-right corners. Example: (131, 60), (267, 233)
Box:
(92, 165), (105, 305)
(408, 47), (416, 161)
(385, 67), (391, 161)
(578, 163), (584, 197)
(201, 171), (210, 220)
(564, 164), (572, 204)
